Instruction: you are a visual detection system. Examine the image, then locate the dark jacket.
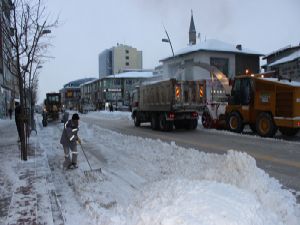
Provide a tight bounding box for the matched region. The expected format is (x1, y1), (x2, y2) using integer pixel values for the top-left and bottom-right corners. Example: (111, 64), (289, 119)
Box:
(60, 120), (79, 147)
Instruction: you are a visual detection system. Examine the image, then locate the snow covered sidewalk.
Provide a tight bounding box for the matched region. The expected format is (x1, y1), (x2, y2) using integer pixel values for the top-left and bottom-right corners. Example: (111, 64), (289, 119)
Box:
(0, 119), (57, 225)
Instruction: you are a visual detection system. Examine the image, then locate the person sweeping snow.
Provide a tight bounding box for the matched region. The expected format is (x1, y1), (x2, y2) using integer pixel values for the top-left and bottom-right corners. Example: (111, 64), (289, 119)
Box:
(60, 113), (81, 169)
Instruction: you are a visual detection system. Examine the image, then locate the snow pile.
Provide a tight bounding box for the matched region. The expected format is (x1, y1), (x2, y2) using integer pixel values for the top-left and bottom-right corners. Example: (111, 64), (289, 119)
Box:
(82, 110), (131, 120)
(125, 180), (276, 225)
(69, 123), (300, 225)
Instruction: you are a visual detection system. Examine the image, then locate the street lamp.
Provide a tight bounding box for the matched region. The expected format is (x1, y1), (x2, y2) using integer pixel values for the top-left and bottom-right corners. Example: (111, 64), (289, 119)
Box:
(162, 26), (175, 57)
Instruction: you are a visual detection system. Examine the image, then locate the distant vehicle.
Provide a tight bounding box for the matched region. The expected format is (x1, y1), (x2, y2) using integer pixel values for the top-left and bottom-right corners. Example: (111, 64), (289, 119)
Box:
(131, 78), (204, 131)
(42, 93), (61, 127)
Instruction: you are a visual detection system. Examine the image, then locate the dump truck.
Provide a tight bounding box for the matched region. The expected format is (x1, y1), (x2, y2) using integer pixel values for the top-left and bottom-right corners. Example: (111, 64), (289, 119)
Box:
(42, 93), (61, 127)
(225, 74), (300, 137)
(131, 78), (205, 131)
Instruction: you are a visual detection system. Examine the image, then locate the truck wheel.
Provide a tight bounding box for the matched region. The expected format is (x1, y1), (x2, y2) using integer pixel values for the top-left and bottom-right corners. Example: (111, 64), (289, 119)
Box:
(256, 112), (277, 137)
(279, 127), (299, 136)
(202, 111), (212, 128)
(159, 114), (167, 131)
(227, 112), (244, 133)
(134, 115), (140, 127)
(151, 115), (159, 130)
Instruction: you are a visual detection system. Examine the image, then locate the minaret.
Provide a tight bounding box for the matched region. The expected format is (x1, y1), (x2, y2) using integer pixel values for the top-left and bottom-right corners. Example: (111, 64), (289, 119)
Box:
(189, 10), (196, 45)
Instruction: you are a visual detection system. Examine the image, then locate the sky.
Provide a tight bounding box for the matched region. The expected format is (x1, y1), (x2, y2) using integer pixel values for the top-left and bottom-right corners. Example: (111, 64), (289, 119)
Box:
(37, 0), (300, 103)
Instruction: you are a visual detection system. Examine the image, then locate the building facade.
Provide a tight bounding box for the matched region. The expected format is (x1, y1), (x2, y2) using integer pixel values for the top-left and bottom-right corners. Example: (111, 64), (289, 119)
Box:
(98, 44), (142, 78)
(60, 78), (96, 110)
(0, 0), (17, 118)
(80, 71), (154, 110)
(263, 45), (300, 81)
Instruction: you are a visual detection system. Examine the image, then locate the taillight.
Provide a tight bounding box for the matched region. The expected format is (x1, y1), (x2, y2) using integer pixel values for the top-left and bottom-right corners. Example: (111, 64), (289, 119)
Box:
(192, 112), (198, 118)
(168, 112), (175, 120)
(297, 121), (300, 127)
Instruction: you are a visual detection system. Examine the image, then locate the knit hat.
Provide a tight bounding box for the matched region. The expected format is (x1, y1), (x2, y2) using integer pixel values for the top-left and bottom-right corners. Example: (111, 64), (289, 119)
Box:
(72, 113), (80, 120)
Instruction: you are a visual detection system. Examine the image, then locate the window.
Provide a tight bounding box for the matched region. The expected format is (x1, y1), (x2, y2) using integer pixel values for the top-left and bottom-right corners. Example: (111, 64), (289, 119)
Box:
(210, 57), (229, 77)
(125, 50), (129, 54)
(126, 56), (129, 60)
(126, 62), (129, 66)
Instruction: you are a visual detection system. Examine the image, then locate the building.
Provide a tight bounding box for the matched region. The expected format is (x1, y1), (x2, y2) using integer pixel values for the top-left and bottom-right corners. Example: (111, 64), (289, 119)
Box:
(60, 78), (96, 110)
(0, 0), (17, 118)
(80, 71), (154, 110)
(263, 44), (300, 81)
(98, 44), (142, 78)
(160, 13), (262, 82)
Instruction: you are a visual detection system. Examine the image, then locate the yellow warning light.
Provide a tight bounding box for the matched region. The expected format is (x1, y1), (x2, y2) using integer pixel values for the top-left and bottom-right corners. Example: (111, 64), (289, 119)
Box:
(175, 86), (180, 98)
(245, 69), (250, 75)
(199, 85), (204, 97)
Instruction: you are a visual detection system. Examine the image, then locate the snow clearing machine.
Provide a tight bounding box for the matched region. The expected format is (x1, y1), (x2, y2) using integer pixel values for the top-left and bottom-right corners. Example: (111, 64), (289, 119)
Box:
(42, 93), (61, 127)
(178, 61), (300, 137)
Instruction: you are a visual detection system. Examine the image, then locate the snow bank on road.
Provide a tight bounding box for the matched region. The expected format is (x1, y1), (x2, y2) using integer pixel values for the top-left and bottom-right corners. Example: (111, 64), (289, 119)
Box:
(81, 110), (132, 120)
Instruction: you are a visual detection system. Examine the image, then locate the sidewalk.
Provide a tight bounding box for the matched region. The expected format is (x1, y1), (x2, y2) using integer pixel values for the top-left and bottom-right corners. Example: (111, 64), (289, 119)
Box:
(0, 119), (60, 225)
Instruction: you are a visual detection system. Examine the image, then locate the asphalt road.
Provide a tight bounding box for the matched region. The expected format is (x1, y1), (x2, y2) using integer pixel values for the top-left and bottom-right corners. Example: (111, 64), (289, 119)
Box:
(81, 116), (300, 202)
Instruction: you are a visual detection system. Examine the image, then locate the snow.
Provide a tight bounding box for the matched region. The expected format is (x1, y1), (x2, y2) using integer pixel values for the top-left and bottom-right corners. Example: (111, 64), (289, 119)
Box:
(105, 71), (154, 79)
(161, 39), (262, 61)
(268, 49), (300, 67)
(260, 77), (300, 87)
(1, 113), (300, 225)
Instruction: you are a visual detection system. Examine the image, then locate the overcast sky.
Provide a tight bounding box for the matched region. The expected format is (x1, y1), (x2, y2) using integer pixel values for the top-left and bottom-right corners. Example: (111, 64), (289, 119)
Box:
(37, 0), (300, 103)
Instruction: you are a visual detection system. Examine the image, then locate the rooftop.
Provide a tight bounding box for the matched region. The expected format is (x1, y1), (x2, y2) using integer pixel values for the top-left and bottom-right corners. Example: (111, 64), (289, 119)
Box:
(161, 39), (263, 61)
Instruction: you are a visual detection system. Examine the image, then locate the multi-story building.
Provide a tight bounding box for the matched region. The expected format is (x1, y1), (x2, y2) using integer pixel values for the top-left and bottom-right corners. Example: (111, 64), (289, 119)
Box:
(80, 71), (154, 110)
(263, 44), (300, 81)
(0, 0), (17, 118)
(98, 44), (142, 78)
(60, 78), (96, 110)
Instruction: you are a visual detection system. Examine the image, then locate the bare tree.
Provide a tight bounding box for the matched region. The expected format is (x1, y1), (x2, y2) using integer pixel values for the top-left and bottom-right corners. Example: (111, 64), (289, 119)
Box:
(1, 0), (57, 160)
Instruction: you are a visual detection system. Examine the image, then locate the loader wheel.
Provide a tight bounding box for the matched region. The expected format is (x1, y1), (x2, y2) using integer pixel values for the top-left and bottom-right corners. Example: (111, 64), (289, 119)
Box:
(227, 112), (244, 133)
(151, 114), (159, 130)
(256, 112), (277, 137)
(201, 111), (212, 128)
(134, 114), (140, 127)
(279, 127), (299, 137)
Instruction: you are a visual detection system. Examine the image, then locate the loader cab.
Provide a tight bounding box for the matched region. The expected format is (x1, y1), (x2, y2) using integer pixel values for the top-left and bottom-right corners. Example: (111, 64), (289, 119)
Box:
(229, 77), (254, 106)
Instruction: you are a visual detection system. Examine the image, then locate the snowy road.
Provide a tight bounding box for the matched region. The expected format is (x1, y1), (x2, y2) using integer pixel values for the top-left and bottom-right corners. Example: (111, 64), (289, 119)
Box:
(32, 111), (300, 224)
(80, 112), (300, 200)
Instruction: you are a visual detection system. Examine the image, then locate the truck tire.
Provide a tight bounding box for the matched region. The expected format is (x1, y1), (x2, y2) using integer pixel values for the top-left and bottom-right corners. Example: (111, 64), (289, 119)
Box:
(159, 114), (173, 131)
(134, 114), (140, 127)
(279, 127), (299, 136)
(151, 114), (159, 130)
(227, 111), (244, 133)
(201, 111), (212, 128)
(256, 112), (277, 137)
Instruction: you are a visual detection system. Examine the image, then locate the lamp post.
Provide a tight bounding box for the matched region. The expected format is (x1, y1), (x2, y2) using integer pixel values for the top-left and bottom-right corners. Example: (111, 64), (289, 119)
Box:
(162, 25), (175, 57)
